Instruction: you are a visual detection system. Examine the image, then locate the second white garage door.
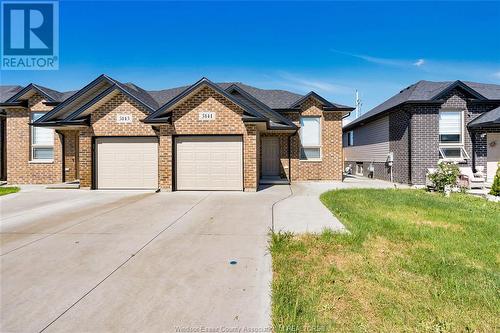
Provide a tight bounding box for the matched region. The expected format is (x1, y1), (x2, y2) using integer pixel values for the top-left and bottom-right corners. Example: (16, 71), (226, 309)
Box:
(96, 137), (158, 189)
(175, 136), (243, 191)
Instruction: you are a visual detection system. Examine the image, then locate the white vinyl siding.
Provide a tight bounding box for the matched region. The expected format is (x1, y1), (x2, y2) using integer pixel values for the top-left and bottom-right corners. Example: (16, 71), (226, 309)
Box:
(344, 116), (389, 162)
(300, 117), (321, 160)
(31, 112), (54, 161)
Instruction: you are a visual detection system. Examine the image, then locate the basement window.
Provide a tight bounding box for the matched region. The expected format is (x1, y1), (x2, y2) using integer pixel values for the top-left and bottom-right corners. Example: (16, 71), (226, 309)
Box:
(31, 112), (54, 161)
(439, 146), (469, 162)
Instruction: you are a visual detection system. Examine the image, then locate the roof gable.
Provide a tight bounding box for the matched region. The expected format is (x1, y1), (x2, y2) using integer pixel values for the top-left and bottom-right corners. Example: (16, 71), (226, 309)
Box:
(36, 75), (158, 125)
(5, 83), (64, 103)
(145, 78), (266, 122)
(63, 85), (156, 122)
(290, 91), (354, 110)
(225, 84), (297, 129)
(344, 80), (499, 130)
(430, 80), (487, 101)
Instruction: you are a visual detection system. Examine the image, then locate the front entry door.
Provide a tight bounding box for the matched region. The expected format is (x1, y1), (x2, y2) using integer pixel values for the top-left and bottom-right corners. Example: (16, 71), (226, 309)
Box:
(261, 137), (280, 177)
(487, 133), (500, 182)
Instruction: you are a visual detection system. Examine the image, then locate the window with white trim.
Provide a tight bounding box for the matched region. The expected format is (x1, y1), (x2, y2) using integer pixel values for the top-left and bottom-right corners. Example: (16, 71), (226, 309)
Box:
(439, 147), (470, 161)
(439, 110), (462, 144)
(438, 110), (468, 161)
(31, 112), (54, 161)
(300, 116), (321, 160)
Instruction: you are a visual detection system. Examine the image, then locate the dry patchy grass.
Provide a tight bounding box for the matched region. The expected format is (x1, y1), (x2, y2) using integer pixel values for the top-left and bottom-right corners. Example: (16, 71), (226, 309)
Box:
(271, 189), (499, 332)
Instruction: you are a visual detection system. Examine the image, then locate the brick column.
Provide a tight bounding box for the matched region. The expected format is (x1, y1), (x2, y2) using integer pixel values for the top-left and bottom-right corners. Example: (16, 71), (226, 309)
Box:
(244, 124), (257, 191)
(158, 125), (173, 191)
(78, 129), (92, 188)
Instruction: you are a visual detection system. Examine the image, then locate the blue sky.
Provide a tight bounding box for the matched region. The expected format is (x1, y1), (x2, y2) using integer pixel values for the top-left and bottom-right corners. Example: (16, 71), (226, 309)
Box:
(1, 1), (499, 120)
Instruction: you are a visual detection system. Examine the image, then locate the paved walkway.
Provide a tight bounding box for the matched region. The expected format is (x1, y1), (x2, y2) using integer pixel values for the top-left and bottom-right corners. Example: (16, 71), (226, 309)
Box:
(273, 176), (401, 233)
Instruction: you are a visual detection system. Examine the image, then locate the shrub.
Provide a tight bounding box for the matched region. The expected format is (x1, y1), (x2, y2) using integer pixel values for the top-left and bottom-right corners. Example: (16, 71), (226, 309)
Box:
(428, 162), (460, 193)
(490, 163), (500, 196)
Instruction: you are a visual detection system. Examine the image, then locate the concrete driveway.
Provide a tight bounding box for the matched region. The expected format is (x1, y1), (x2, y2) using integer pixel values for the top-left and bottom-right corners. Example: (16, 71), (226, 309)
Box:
(1, 177), (391, 332)
(1, 186), (291, 333)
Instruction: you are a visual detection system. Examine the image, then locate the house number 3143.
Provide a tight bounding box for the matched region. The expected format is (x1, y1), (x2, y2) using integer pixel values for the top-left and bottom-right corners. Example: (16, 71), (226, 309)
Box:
(116, 114), (132, 124)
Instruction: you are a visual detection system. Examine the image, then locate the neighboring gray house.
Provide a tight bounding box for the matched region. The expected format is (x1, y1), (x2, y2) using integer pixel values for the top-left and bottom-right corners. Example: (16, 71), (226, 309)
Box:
(343, 80), (500, 185)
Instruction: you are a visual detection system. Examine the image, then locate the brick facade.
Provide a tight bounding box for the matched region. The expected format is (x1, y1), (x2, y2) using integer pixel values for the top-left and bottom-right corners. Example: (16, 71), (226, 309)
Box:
(5, 93), (63, 184)
(281, 97), (344, 181)
(4, 88), (345, 190)
(347, 88), (499, 185)
(78, 92), (157, 188)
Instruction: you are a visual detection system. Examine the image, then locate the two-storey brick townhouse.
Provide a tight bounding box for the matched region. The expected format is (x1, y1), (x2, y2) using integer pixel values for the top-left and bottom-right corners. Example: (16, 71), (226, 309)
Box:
(343, 80), (500, 185)
(0, 76), (353, 191)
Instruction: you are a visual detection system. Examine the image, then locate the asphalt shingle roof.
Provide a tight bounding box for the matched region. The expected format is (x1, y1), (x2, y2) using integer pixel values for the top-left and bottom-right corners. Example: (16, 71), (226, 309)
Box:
(468, 106), (500, 128)
(0, 85), (23, 102)
(345, 80), (500, 130)
(145, 82), (307, 109)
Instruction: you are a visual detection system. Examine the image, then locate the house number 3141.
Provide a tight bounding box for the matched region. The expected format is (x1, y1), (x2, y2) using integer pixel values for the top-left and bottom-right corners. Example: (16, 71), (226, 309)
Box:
(199, 111), (215, 121)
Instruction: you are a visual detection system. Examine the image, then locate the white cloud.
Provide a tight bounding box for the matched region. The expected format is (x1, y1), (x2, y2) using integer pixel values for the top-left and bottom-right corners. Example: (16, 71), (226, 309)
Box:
(493, 71), (500, 79)
(276, 72), (353, 95)
(413, 59), (425, 67)
(332, 49), (427, 69)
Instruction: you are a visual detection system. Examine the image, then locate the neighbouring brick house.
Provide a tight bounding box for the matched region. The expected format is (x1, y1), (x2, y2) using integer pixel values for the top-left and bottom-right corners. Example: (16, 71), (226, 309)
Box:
(343, 80), (500, 185)
(0, 75), (353, 191)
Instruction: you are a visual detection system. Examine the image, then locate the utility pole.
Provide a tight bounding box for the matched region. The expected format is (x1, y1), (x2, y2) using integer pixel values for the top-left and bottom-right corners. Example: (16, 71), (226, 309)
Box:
(355, 90), (362, 118)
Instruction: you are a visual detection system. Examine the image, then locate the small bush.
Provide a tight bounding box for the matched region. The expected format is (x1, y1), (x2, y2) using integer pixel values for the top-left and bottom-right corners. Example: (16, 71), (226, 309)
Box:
(490, 162), (500, 196)
(428, 162), (460, 193)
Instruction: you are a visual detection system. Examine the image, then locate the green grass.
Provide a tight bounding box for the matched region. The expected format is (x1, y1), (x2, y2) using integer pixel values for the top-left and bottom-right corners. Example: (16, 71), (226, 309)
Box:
(271, 189), (500, 332)
(0, 186), (19, 196)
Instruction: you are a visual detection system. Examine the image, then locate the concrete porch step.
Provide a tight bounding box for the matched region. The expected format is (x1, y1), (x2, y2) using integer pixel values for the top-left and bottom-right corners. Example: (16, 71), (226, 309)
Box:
(46, 181), (80, 189)
(259, 177), (290, 185)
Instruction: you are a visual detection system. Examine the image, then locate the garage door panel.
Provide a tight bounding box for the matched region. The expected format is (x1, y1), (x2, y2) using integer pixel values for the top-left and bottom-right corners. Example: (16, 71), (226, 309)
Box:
(97, 137), (158, 189)
(176, 136), (243, 191)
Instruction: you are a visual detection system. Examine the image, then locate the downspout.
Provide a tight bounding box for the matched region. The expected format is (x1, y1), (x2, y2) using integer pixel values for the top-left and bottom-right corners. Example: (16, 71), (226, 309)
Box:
(407, 110), (413, 185)
(56, 130), (65, 182)
(471, 129), (477, 173)
(288, 134), (292, 183)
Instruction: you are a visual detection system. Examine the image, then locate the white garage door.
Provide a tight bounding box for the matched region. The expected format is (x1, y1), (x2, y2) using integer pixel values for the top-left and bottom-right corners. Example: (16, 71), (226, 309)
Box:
(96, 137), (158, 189)
(176, 136), (243, 191)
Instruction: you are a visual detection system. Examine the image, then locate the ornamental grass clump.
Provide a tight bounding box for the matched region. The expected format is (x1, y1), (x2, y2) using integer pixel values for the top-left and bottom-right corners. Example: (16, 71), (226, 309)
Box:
(428, 162), (460, 194)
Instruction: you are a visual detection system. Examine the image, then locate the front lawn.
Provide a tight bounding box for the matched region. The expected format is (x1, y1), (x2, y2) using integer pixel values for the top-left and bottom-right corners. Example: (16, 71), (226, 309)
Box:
(0, 186), (19, 196)
(271, 189), (499, 332)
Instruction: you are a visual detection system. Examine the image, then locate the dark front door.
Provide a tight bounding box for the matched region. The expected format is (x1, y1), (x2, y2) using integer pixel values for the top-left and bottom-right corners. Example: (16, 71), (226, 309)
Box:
(261, 137), (280, 177)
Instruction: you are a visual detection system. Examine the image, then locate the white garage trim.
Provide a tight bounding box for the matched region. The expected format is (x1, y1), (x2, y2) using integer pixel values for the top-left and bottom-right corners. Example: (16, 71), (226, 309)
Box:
(95, 137), (158, 190)
(175, 136), (243, 191)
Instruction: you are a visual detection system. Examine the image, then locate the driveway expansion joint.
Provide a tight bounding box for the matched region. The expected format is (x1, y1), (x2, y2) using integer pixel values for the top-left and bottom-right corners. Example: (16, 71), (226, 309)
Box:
(37, 192), (211, 333)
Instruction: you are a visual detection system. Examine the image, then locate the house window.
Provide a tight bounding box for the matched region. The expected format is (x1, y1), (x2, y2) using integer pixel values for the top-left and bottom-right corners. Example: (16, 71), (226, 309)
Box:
(439, 147), (470, 161)
(347, 131), (354, 146)
(439, 110), (462, 144)
(356, 162), (363, 175)
(438, 110), (468, 161)
(31, 112), (54, 161)
(300, 116), (321, 160)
